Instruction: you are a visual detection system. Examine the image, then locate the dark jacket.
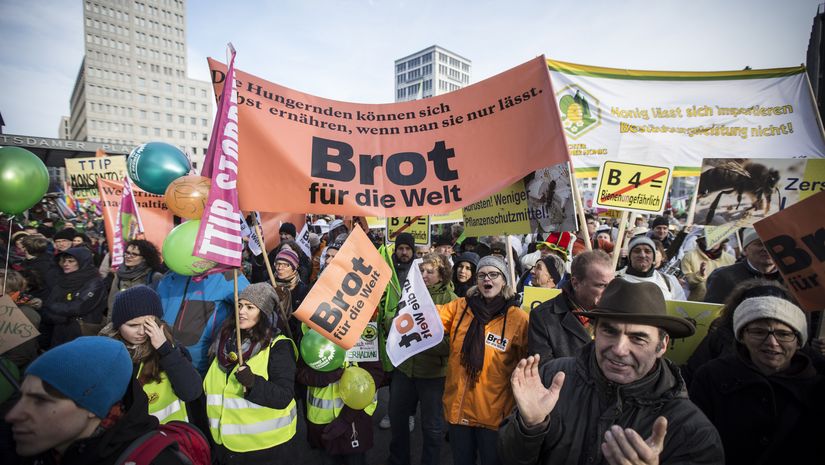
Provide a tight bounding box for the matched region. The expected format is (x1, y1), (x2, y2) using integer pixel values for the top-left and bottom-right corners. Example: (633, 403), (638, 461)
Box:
(497, 343), (724, 465)
(23, 379), (188, 465)
(107, 270), (163, 312)
(527, 284), (590, 368)
(704, 260), (782, 304)
(396, 281), (455, 379)
(690, 348), (825, 465)
(43, 272), (107, 348)
(21, 253), (59, 300)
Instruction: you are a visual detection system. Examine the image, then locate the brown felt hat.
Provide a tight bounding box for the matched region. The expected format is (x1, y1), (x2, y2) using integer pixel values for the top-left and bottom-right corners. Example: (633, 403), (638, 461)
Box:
(575, 279), (695, 338)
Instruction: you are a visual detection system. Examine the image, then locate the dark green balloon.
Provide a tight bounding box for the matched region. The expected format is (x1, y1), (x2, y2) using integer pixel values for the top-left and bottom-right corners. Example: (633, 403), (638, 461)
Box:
(300, 329), (346, 372)
(0, 146), (49, 214)
(127, 142), (191, 195)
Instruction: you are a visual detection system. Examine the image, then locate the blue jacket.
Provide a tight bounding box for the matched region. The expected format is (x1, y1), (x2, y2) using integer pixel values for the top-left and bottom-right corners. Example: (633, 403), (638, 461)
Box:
(157, 271), (249, 374)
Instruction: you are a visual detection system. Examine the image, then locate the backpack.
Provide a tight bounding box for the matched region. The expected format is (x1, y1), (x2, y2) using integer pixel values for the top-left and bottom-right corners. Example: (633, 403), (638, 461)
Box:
(116, 420), (211, 465)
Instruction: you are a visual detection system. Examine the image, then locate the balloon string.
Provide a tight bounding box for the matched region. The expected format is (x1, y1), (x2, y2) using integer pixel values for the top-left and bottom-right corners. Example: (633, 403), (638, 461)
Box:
(2, 218), (11, 295)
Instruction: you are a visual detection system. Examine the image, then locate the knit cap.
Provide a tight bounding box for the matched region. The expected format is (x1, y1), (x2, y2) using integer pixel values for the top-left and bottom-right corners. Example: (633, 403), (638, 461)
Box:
(733, 296), (807, 346)
(53, 228), (77, 242)
(395, 232), (415, 250)
(238, 283), (279, 326)
(455, 251), (480, 269)
(279, 222), (297, 238)
(742, 228), (761, 249)
(275, 248), (300, 270)
(651, 216), (669, 229)
(477, 254), (509, 284)
(539, 254), (565, 284)
(629, 236), (656, 254)
(26, 336), (132, 418)
(112, 286), (164, 328)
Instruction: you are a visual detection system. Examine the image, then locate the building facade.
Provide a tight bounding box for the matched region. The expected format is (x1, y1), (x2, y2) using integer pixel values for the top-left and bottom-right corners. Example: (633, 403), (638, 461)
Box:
(394, 45), (471, 102)
(807, 3), (825, 122)
(69, 0), (213, 169)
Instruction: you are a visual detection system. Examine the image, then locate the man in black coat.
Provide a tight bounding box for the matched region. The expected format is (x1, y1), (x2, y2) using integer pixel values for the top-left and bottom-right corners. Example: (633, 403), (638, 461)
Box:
(704, 228), (781, 303)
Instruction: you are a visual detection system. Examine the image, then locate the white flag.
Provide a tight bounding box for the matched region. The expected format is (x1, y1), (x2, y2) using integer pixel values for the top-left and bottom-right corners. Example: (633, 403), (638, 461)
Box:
(240, 212), (263, 256)
(386, 259), (445, 367)
(296, 222), (311, 258)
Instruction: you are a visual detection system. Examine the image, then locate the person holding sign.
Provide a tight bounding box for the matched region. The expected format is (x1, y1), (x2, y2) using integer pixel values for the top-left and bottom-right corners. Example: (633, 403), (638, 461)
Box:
(689, 295), (825, 465)
(616, 236), (685, 301)
(438, 255), (528, 465)
(204, 283), (298, 465)
(498, 280), (723, 465)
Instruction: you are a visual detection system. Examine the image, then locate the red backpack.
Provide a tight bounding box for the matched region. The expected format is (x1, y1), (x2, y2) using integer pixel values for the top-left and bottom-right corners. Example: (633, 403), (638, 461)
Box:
(116, 421), (211, 465)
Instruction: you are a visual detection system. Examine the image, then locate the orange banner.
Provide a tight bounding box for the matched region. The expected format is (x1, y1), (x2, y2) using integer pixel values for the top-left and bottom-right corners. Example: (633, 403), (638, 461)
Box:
(98, 178), (175, 260)
(207, 55), (569, 217)
(293, 227), (391, 349)
(754, 190), (825, 312)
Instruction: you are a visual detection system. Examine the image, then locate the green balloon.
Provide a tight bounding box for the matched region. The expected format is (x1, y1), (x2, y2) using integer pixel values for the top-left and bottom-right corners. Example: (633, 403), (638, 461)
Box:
(300, 329), (346, 372)
(0, 146), (49, 214)
(127, 142), (191, 195)
(339, 366), (376, 410)
(162, 220), (217, 276)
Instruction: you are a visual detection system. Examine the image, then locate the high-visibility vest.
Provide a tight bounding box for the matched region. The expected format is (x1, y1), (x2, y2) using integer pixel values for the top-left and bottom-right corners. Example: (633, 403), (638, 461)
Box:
(139, 363), (188, 424)
(204, 335), (298, 452)
(306, 361), (377, 425)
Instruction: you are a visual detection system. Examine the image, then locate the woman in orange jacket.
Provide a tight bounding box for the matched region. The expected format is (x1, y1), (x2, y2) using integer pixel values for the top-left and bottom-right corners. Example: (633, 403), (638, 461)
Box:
(438, 255), (528, 465)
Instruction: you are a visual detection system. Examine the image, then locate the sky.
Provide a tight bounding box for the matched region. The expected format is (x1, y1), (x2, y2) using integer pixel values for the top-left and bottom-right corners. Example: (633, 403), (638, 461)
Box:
(0, 0), (822, 138)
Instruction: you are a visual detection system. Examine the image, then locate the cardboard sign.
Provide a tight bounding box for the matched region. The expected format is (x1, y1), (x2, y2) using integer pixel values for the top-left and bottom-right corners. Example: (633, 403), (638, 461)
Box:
(208, 56), (571, 217)
(65, 156), (127, 198)
(754, 190), (825, 311)
(520, 287), (562, 312)
(463, 180), (531, 236)
(386, 216), (430, 245)
(0, 294), (40, 355)
(345, 322), (380, 362)
(665, 299), (723, 365)
(293, 227), (391, 349)
(596, 161), (672, 213)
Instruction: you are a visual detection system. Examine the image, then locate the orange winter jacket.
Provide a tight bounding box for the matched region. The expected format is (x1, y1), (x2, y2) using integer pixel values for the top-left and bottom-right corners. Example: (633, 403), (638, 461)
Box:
(438, 294), (529, 431)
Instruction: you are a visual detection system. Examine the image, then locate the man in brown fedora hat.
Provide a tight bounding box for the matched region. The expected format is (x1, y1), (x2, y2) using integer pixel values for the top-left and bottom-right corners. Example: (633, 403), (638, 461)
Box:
(499, 279), (724, 465)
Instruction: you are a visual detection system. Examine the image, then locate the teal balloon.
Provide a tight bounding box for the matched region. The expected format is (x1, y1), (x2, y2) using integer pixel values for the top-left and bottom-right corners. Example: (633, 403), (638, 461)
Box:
(0, 146), (49, 214)
(127, 142), (191, 194)
(300, 329), (346, 372)
(162, 220), (217, 276)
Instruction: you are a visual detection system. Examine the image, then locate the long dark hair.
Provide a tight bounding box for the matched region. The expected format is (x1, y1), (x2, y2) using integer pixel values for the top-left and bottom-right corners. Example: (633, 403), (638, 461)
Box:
(126, 239), (162, 272)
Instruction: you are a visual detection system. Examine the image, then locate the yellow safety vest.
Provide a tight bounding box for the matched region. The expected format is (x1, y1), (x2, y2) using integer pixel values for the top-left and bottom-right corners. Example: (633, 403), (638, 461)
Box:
(204, 335), (298, 452)
(306, 361), (377, 425)
(139, 363), (188, 424)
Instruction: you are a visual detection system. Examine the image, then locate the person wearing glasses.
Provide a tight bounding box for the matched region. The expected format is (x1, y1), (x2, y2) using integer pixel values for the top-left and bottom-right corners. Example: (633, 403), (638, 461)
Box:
(437, 255), (528, 465)
(107, 239), (164, 311)
(689, 294), (825, 465)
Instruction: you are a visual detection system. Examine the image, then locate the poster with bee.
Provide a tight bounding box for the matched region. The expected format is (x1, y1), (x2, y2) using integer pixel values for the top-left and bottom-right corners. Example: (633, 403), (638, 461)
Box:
(691, 158), (825, 228)
(665, 300), (723, 365)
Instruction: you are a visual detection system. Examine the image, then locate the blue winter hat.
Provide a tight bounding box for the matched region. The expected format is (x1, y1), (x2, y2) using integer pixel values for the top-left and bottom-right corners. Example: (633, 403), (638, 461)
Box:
(26, 336), (132, 418)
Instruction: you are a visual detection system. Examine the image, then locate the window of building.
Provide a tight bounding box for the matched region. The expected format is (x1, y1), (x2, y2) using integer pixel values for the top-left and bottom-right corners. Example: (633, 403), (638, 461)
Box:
(422, 52), (432, 63)
(396, 62), (406, 73)
(166, 113), (173, 122)
(154, 127), (161, 136)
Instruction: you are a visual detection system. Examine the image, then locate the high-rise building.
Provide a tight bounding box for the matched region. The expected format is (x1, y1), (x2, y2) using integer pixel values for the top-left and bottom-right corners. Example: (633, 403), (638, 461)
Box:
(58, 116), (71, 140)
(69, 0), (213, 169)
(807, 3), (825, 122)
(394, 45), (471, 102)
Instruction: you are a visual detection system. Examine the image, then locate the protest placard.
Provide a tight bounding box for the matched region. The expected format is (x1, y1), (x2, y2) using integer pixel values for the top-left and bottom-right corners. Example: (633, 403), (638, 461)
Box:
(595, 161), (672, 214)
(208, 56), (570, 216)
(293, 227), (391, 349)
(520, 287), (562, 312)
(65, 156), (127, 198)
(665, 299), (723, 365)
(386, 216), (430, 245)
(462, 180), (531, 236)
(754, 190), (825, 311)
(0, 294), (40, 355)
(345, 322), (380, 362)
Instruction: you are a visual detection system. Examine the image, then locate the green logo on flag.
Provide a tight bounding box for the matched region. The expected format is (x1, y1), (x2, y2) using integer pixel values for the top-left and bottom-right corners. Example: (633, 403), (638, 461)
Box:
(557, 85), (600, 139)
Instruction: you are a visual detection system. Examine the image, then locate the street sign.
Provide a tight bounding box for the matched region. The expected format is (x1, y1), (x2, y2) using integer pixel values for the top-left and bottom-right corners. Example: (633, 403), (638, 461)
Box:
(386, 216), (430, 245)
(595, 161), (672, 213)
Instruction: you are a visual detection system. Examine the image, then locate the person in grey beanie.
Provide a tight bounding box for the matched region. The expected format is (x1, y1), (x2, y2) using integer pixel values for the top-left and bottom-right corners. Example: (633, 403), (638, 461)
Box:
(616, 236), (685, 300)
(690, 295), (825, 465)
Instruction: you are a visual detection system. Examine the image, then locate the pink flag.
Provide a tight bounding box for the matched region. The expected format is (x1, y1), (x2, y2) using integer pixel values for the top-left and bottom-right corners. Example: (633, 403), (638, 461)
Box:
(193, 44), (243, 268)
(111, 177), (144, 269)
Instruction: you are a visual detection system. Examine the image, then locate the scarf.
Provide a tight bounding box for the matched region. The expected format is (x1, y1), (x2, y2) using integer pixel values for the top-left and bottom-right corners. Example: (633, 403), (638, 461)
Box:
(625, 263), (655, 278)
(461, 293), (507, 386)
(561, 281), (591, 328)
(116, 262), (151, 282)
(217, 328), (264, 371)
(697, 237), (723, 260)
(275, 270), (299, 291)
(56, 264), (100, 294)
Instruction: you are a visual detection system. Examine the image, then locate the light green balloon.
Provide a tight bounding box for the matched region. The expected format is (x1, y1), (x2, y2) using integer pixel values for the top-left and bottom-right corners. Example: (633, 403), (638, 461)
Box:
(0, 146), (49, 214)
(162, 220), (217, 276)
(300, 329), (346, 372)
(339, 366), (376, 410)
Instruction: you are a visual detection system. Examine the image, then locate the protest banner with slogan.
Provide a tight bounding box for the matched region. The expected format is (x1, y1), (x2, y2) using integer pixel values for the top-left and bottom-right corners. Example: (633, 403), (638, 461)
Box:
(98, 178), (174, 260)
(110, 178), (144, 270)
(595, 161), (672, 214)
(547, 60), (825, 178)
(345, 322), (380, 362)
(462, 180), (531, 236)
(293, 227), (390, 349)
(386, 259), (445, 367)
(65, 156), (127, 198)
(665, 299), (723, 365)
(208, 56), (570, 217)
(0, 294), (40, 355)
(430, 209), (464, 225)
(386, 216), (430, 245)
(520, 287), (562, 312)
(754, 190), (825, 311)
(692, 158), (825, 228)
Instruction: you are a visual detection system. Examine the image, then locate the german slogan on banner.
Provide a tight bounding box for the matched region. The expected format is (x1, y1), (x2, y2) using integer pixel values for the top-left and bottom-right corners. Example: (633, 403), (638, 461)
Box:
(207, 56), (570, 216)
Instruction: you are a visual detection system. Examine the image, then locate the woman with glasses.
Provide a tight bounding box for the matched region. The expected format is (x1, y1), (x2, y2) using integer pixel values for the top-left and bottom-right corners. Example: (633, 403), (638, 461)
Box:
(689, 294), (825, 465)
(108, 239), (164, 312)
(437, 255), (529, 465)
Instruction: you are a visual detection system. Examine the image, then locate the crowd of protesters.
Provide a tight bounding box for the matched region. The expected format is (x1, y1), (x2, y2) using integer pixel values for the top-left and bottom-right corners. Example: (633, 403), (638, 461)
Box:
(1, 206), (824, 465)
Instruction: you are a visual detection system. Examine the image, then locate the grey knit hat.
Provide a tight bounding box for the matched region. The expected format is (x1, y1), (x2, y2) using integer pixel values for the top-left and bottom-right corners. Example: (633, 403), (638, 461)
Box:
(477, 254), (509, 284)
(238, 283), (279, 326)
(629, 236), (656, 253)
(733, 296), (807, 346)
(742, 228), (761, 249)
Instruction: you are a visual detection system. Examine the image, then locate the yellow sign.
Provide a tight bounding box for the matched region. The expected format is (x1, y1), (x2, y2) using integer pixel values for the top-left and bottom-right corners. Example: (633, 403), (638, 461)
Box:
(366, 216), (386, 229)
(386, 216), (430, 245)
(520, 287), (562, 312)
(430, 209), (464, 224)
(596, 161), (671, 213)
(65, 155), (128, 198)
(703, 224), (739, 249)
(462, 180), (531, 236)
(665, 299), (723, 365)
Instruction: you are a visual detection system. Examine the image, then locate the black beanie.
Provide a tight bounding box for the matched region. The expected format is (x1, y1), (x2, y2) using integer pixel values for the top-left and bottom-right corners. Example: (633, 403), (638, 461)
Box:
(395, 232), (415, 250)
(279, 222), (297, 237)
(53, 228), (78, 241)
(651, 216), (669, 229)
(112, 286), (164, 328)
